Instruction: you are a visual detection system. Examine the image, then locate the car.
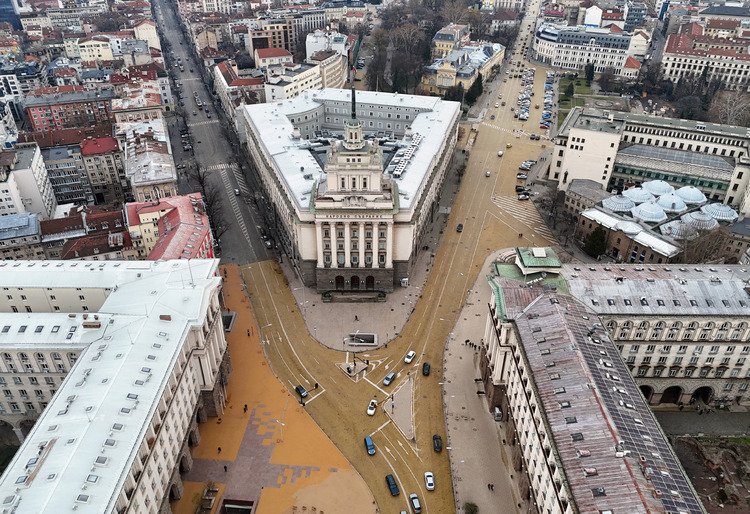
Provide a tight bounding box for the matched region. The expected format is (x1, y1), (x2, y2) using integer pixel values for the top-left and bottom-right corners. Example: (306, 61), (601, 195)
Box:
(386, 474), (400, 496)
(517, 173), (528, 179)
(176, 164), (186, 169)
(367, 399), (377, 416)
(530, 133), (536, 140)
(506, 143), (513, 148)
(498, 93), (503, 99)
(383, 372), (396, 386)
(405, 350), (416, 364)
(179, 94), (184, 99)
(295, 385), (308, 398)
(490, 114), (495, 120)
(501, 101), (506, 106)
(422, 362), (430, 376)
(485, 170), (491, 177)
(518, 194), (530, 200)
(515, 185), (527, 193)
(510, 106), (515, 111)
(519, 165), (530, 171)
(192, 111), (197, 116)
(534, 134), (541, 140)
(495, 103), (499, 108)
(179, 101), (185, 106)
(409, 493), (422, 513)
(497, 150), (504, 157)
(456, 224), (463, 233)
(206, 112), (211, 118)
(424, 472), (435, 491)
(433, 434), (442, 452)
(364, 436), (376, 455)
(190, 68), (194, 72)
(234, 189), (240, 196)
(262, 239), (272, 249)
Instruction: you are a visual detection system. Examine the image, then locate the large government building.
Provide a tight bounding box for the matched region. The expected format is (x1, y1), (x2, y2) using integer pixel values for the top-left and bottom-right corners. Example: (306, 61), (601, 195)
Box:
(237, 88), (460, 293)
(0, 260), (228, 513)
(480, 248), (708, 513)
(548, 107), (750, 216)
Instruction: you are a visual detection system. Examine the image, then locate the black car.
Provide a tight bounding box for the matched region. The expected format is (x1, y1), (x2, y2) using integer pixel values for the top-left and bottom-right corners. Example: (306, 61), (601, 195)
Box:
(515, 185), (527, 193)
(422, 362), (430, 376)
(433, 434), (442, 452)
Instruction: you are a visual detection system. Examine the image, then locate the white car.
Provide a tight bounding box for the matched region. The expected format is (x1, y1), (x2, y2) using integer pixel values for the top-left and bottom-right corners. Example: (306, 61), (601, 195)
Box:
(405, 350), (416, 364)
(424, 472), (435, 491)
(367, 399), (377, 416)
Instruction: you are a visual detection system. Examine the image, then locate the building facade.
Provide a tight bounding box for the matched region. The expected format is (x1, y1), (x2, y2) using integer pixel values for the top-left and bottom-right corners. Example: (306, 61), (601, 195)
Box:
(533, 24), (632, 74)
(237, 89), (460, 292)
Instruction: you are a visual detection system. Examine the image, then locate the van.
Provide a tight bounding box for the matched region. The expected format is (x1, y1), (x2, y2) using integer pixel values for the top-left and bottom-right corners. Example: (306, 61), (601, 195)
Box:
(295, 385), (308, 398)
(364, 436), (375, 455)
(385, 474), (400, 496)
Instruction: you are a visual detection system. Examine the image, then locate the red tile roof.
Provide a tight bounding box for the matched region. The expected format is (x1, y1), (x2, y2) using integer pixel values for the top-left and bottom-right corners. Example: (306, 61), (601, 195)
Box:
(624, 56), (642, 69)
(607, 24), (624, 33)
(60, 231), (132, 259)
(706, 19), (740, 30)
(80, 136), (119, 155)
(255, 47), (292, 58)
(16, 124), (114, 148)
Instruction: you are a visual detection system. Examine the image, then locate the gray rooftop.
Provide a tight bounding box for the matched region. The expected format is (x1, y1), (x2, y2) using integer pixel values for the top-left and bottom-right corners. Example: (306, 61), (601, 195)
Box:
(0, 212), (39, 241)
(24, 89), (116, 107)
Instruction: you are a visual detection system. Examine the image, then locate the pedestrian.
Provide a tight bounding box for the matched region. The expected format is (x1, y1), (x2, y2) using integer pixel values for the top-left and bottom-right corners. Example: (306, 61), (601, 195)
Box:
(679, 404), (684, 411)
(243, 404), (247, 413)
(355, 315), (359, 321)
(491, 484), (495, 491)
(488, 483), (491, 490)
(224, 465), (228, 472)
(699, 409), (703, 415)
(247, 329), (250, 336)
(218, 447), (222, 454)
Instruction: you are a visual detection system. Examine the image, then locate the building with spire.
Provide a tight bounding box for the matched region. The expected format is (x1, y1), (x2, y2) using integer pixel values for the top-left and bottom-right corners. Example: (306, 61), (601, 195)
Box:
(237, 88), (460, 294)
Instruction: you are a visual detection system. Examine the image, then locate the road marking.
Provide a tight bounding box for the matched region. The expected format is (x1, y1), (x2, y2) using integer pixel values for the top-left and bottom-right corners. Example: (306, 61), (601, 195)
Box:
(490, 195), (556, 241)
(372, 421), (391, 436)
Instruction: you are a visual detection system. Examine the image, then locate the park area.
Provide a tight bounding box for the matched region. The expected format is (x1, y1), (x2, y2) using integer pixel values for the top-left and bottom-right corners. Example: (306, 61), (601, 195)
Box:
(556, 76), (631, 127)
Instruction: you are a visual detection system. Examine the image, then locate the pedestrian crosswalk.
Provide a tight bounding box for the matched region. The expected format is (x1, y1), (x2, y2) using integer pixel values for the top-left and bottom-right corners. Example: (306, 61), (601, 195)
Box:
(482, 122), (551, 140)
(218, 164), (252, 247)
(490, 195), (557, 243)
(187, 120), (220, 128)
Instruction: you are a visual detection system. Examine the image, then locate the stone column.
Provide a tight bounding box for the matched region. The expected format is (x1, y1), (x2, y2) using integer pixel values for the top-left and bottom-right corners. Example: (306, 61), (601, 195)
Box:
(315, 222), (324, 267)
(13, 427), (24, 445)
(386, 221), (393, 268)
(358, 221), (365, 268)
(344, 222), (351, 268)
(331, 224), (338, 268)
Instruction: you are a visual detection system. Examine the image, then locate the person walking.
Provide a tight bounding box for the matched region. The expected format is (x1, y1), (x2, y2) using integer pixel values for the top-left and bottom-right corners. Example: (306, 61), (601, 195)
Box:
(224, 465), (228, 472)
(218, 447), (222, 454)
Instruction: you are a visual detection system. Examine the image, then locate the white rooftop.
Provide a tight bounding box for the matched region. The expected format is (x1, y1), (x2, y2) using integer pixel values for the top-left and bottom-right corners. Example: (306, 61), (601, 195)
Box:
(0, 259), (221, 514)
(238, 88), (460, 211)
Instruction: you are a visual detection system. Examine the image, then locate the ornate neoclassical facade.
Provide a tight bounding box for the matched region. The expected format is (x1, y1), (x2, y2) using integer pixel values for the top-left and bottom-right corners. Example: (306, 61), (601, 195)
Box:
(237, 88), (460, 293)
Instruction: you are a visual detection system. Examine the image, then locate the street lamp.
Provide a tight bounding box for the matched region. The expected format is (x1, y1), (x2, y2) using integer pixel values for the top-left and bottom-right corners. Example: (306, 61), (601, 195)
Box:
(260, 323), (272, 345)
(293, 286), (307, 318)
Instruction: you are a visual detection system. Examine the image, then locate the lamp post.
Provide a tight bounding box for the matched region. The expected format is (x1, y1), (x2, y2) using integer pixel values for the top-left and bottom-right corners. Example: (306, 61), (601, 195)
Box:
(260, 323), (272, 345)
(293, 286), (307, 318)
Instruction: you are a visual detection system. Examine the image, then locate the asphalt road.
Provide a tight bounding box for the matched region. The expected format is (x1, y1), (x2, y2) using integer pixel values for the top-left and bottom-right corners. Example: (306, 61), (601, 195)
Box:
(153, 0), (274, 265)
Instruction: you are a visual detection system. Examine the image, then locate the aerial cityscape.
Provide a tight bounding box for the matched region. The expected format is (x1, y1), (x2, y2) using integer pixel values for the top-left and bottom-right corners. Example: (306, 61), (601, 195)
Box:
(0, 0), (747, 512)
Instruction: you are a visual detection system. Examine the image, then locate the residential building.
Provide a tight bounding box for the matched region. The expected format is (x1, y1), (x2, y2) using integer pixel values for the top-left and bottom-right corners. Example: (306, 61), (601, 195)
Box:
(431, 23), (470, 60)
(563, 178), (610, 217)
(421, 43), (505, 96)
(0, 259), (228, 513)
(110, 80), (164, 124)
(40, 144), (90, 205)
(264, 63), (322, 103)
(212, 60), (264, 123)
(237, 89), (460, 292)
(133, 19), (160, 51)
(482, 253), (706, 513)
(76, 35), (114, 62)
(308, 50), (347, 90)
(246, 17), (296, 56)
(662, 22), (750, 91)
(118, 118), (176, 203)
(254, 47), (293, 70)
(40, 204), (125, 259)
(79, 137), (127, 205)
(0, 212), (44, 260)
(305, 29), (349, 61)
(125, 194), (215, 260)
(2, 144), (57, 220)
(24, 85), (116, 132)
(547, 107), (750, 216)
(533, 23), (632, 74)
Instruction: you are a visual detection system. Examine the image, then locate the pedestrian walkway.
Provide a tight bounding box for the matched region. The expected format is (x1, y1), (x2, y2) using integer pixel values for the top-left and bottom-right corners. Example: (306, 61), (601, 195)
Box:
(188, 119), (220, 128)
(490, 195), (556, 240)
(172, 264), (375, 514)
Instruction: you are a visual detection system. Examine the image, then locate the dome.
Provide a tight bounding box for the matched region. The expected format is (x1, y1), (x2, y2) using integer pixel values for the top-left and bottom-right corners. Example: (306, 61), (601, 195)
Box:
(660, 220), (698, 240)
(614, 221), (642, 235)
(675, 186), (707, 204)
(655, 193), (687, 213)
(630, 201), (667, 223)
(641, 180), (675, 196)
(622, 187), (655, 204)
(602, 194), (636, 212)
(701, 203), (738, 222)
(681, 211), (719, 231)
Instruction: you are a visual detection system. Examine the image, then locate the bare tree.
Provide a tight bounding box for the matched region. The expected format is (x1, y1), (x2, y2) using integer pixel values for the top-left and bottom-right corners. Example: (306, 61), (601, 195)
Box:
(597, 68), (616, 92)
(708, 90), (750, 127)
(203, 183), (231, 241)
(391, 23), (425, 55)
(188, 166), (209, 193)
(440, 0), (470, 25)
(676, 227), (729, 264)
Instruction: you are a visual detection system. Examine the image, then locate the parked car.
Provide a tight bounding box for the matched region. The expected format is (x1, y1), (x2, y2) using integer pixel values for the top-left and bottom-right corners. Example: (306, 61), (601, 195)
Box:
(367, 399), (377, 416)
(485, 170), (491, 177)
(518, 194), (530, 201)
(433, 434), (443, 452)
(456, 224), (463, 233)
(234, 189), (240, 196)
(405, 350), (416, 364)
(424, 472), (435, 491)
(515, 185), (527, 193)
(422, 362), (431, 376)
(517, 173), (528, 179)
(497, 151), (504, 157)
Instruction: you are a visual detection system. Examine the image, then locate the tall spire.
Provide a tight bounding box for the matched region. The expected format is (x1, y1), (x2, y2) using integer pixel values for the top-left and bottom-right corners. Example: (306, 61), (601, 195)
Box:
(351, 86), (356, 120)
